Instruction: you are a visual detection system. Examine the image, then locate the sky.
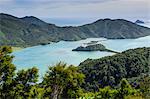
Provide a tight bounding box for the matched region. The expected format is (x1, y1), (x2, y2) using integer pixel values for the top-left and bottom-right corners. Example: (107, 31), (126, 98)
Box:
(0, 0), (150, 26)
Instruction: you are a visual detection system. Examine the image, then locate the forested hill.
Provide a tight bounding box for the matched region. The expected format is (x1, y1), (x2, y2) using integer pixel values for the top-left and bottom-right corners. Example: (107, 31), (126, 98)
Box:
(1, 13), (150, 47)
(79, 47), (150, 91)
(0, 46), (150, 98)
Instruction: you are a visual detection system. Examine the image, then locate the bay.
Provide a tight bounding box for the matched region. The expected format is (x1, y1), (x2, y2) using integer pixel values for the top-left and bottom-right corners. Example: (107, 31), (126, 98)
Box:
(12, 36), (150, 77)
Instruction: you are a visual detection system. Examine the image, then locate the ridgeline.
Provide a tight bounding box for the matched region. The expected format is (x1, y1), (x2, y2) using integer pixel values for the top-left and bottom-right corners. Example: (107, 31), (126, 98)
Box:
(1, 13), (150, 47)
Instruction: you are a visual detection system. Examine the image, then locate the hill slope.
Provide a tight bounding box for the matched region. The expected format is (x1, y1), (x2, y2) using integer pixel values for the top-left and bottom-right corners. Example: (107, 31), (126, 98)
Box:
(0, 13), (150, 47)
(79, 47), (150, 91)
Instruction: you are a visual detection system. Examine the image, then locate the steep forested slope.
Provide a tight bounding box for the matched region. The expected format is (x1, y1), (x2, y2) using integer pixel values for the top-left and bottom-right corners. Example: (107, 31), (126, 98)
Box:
(79, 47), (150, 91)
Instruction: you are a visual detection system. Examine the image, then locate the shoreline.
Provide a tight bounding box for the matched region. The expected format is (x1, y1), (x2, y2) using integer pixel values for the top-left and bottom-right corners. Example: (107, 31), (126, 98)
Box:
(12, 47), (24, 52)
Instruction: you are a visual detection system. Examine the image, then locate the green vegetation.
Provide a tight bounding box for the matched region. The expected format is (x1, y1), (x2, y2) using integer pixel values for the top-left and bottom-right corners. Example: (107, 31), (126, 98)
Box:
(1, 13), (150, 47)
(79, 47), (150, 91)
(72, 44), (106, 51)
(0, 46), (150, 99)
(42, 63), (85, 99)
(72, 43), (118, 53)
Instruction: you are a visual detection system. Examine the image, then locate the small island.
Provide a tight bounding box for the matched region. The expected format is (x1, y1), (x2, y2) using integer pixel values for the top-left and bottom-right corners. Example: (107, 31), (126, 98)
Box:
(72, 44), (118, 53)
(84, 41), (99, 45)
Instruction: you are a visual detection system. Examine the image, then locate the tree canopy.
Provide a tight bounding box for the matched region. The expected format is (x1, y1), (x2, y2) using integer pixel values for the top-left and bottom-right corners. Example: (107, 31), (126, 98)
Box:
(0, 46), (150, 98)
(79, 47), (150, 91)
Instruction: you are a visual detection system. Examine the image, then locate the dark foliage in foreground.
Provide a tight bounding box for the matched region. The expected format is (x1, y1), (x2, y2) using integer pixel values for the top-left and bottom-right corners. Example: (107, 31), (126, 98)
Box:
(79, 47), (150, 91)
(0, 46), (150, 99)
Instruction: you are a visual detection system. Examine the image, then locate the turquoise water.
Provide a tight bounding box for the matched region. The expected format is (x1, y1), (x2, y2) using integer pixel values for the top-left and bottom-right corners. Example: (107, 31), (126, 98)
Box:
(12, 36), (150, 78)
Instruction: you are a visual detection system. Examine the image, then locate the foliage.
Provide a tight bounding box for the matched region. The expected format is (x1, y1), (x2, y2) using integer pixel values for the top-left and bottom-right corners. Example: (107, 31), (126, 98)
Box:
(0, 46), (149, 99)
(42, 62), (85, 99)
(125, 95), (143, 99)
(98, 86), (118, 99)
(0, 46), (16, 98)
(0, 46), (39, 98)
(115, 78), (138, 99)
(139, 75), (150, 98)
(79, 47), (150, 91)
(13, 67), (39, 98)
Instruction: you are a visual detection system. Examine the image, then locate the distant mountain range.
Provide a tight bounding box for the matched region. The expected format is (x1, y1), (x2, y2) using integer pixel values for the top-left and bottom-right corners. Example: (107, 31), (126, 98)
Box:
(0, 13), (150, 47)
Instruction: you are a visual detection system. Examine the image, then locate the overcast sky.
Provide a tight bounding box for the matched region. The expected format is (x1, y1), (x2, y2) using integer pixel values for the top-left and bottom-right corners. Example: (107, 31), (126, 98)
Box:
(0, 0), (150, 26)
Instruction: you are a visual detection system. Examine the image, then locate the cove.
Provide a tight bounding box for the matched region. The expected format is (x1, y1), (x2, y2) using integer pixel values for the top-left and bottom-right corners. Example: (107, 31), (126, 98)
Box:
(12, 36), (150, 77)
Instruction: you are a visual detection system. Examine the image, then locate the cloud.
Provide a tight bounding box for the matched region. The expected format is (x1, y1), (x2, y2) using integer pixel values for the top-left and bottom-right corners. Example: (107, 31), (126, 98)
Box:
(0, 0), (149, 25)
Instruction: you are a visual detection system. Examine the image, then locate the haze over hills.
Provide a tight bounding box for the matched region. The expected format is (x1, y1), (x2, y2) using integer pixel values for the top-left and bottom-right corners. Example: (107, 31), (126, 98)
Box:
(0, 13), (150, 47)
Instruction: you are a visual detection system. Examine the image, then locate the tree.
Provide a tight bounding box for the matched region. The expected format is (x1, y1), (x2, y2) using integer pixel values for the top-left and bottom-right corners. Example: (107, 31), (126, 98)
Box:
(79, 47), (150, 91)
(13, 67), (39, 98)
(0, 46), (16, 98)
(98, 86), (117, 99)
(42, 62), (85, 99)
(29, 85), (44, 98)
(116, 78), (137, 99)
(140, 75), (150, 98)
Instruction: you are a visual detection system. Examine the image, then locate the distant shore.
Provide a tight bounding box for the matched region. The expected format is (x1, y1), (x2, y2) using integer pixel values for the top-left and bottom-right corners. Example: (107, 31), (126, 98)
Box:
(12, 47), (23, 51)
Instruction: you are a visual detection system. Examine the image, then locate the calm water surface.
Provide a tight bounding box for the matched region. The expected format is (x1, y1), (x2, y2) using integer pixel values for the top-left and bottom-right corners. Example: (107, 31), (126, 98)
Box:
(12, 36), (150, 77)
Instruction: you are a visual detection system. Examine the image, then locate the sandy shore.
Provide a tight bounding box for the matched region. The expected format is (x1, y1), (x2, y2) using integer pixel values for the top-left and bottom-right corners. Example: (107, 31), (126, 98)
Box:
(12, 47), (23, 51)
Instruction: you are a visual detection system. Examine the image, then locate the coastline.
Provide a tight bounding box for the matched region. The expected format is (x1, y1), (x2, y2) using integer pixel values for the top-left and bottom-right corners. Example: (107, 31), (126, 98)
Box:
(12, 47), (24, 52)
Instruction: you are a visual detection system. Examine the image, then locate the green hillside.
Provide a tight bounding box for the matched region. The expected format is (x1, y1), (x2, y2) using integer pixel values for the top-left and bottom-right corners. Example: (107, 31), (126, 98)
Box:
(1, 13), (150, 47)
(0, 46), (150, 98)
(79, 47), (150, 91)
